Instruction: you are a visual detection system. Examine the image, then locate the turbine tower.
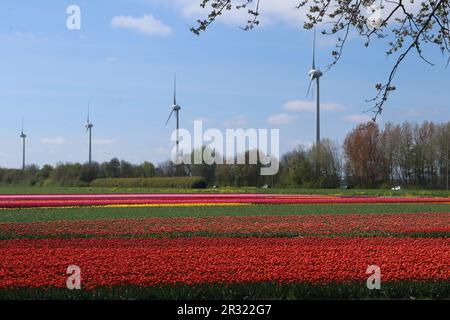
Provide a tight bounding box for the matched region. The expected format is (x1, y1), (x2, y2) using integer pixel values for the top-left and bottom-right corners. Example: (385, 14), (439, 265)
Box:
(307, 29), (323, 149)
(306, 29), (323, 172)
(20, 119), (27, 171)
(165, 74), (181, 162)
(85, 104), (94, 166)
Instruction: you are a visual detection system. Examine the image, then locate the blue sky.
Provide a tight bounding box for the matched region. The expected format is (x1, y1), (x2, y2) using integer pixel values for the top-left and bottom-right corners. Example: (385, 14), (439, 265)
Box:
(0, 0), (449, 168)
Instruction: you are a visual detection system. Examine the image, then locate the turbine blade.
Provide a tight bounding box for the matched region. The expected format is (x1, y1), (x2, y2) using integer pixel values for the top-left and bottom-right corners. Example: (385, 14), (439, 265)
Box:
(312, 28), (316, 69)
(312, 82), (316, 100)
(87, 101), (90, 123)
(165, 109), (174, 126)
(173, 73), (177, 105)
(306, 79), (314, 98)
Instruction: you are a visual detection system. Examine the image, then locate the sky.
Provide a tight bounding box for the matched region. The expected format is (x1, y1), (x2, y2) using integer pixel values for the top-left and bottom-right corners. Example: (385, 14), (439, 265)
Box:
(0, 0), (449, 168)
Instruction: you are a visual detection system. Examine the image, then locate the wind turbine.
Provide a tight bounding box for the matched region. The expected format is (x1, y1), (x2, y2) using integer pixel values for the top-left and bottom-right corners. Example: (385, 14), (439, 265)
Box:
(306, 29), (323, 172)
(85, 103), (94, 166)
(165, 75), (181, 162)
(20, 119), (27, 171)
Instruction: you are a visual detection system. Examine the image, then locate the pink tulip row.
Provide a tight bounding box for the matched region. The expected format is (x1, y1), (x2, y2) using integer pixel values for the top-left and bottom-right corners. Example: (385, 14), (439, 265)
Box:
(0, 193), (449, 208)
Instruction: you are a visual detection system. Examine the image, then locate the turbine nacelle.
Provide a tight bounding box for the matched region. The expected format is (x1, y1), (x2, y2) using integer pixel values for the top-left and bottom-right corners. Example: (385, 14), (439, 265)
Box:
(308, 68), (323, 80)
(85, 104), (94, 166)
(166, 75), (181, 127)
(20, 119), (26, 139)
(165, 105), (180, 126)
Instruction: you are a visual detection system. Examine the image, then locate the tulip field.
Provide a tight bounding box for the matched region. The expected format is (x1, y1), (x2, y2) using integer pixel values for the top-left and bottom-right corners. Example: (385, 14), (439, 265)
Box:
(0, 192), (449, 299)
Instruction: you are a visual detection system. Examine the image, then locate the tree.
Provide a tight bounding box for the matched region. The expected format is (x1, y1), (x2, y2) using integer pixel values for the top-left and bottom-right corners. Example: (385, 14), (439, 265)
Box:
(103, 158), (121, 178)
(343, 122), (386, 187)
(278, 141), (341, 188)
(39, 165), (54, 180)
(239, 149), (270, 186)
(120, 160), (134, 178)
(188, 146), (218, 185)
(157, 160), (179, 177)
(49, 163), (87, 187)
(437, 122), (450, 189)
(315, 139), (342, 188)
(279, 147), (313, 187)
(398, 122), (414, 184)
(81, 162), (100, 183)
(139, 161), (156, 178)
(191, 0), (450, 119)
(215, 163), (234, 186)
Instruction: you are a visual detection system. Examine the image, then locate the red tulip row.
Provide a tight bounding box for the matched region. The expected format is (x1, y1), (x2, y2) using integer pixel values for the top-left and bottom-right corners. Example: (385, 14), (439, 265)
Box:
(1, 213), (449, 239)
(0, 194), (334, 201)
(1, 193), (449, 208)
(0, 237), (448, 289)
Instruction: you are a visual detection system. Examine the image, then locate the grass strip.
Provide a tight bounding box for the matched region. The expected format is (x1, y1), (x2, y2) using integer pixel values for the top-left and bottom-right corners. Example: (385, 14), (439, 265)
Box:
(0, 186), (449, 197)
(1, 203), (450, 223)
(0, 281), (448, 300)
(0, 232), (448, 241)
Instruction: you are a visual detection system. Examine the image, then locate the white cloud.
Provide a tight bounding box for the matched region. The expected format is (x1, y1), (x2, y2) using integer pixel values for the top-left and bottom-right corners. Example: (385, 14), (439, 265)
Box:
(342, 114), (372, 124)
(1, 32), (39, 41)
(41, 137), (65, 145)
(267, 113), (298, 125)
(169, 0), (422, 29)
(193, 117), (216, 124)
(106, 57), (118, 63)
(402, 108), (441, 118)
(283, 100), (345, 112)
(173, 0), (308, 27)
(223, 115), (249, 128)
(111, 15), (172, 36)
(92, 139), (116, 145)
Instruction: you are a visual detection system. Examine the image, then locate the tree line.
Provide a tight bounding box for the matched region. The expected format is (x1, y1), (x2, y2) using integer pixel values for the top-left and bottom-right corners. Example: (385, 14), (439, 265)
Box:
(344, 121), (450, 189)
(1, 121), (449, 189)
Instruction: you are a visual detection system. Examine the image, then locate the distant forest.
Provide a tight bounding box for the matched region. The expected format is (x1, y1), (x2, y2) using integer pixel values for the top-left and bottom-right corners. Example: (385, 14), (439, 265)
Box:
(1, 121), (449, 189)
